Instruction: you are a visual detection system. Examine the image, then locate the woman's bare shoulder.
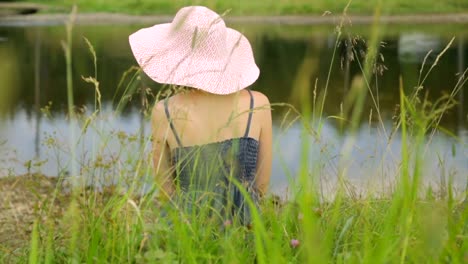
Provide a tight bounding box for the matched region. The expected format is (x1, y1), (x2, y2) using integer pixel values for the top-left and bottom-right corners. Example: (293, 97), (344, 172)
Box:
(250, 91), (271, 113)
(249, 91), (272, 129)
(152, 94), (176, 122)
(250, 90), (270, 105)
(151, 100), (166, 128)
(152, 93), (183, 116)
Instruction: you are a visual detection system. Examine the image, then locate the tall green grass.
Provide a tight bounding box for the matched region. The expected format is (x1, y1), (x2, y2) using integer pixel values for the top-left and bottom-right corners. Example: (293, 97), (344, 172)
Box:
(0, 2), (467, 264)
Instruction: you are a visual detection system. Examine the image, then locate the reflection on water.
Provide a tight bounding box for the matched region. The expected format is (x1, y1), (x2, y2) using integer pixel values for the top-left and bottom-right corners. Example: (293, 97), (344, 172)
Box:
(0, 24), (467, 195)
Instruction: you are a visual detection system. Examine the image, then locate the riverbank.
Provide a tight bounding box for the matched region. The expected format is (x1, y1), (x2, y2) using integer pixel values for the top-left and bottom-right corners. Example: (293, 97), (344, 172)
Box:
(0, 174), (66, 252)
(23, 0), (468, 16)
(0, 174), (128, 256)
(1, 12), (468, 26)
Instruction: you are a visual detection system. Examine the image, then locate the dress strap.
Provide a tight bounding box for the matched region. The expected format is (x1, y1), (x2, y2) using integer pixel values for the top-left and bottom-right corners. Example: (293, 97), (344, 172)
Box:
(244, 89), (254, 138)
(164, 98), (183, 147)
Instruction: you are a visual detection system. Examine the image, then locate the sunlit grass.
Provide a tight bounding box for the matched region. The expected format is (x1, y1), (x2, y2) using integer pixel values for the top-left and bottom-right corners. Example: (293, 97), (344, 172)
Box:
(28, 0), (468, 15)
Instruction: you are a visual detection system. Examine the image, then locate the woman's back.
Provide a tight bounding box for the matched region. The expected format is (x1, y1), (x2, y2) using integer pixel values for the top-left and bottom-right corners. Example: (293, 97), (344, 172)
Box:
(167, 90), (260, 223)
(152, 89), (271, 224)
(163, 89), (262, 148)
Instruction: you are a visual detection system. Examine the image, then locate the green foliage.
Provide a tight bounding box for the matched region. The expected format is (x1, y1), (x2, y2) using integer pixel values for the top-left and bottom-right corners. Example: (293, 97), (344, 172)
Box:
(28, 221), (39, 264)
(31, 0), (468, 15)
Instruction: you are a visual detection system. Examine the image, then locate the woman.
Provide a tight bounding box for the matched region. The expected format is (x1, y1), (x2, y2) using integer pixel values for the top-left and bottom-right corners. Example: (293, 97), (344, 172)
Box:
(129, 6), (272, 224)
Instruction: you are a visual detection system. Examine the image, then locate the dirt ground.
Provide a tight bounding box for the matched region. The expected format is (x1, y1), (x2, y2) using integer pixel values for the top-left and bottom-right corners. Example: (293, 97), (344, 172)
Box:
(0, 174), (67, 256)
(0, 174), (142, 259)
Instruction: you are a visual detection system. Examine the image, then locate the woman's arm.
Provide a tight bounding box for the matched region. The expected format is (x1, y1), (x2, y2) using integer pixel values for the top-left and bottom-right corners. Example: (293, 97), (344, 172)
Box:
(254, 92), (273, 196)
(151, 101), (175, 201)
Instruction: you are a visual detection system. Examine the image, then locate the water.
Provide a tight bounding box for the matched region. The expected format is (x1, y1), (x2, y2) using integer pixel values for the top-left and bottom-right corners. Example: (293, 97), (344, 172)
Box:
(0, 23), (466, 196)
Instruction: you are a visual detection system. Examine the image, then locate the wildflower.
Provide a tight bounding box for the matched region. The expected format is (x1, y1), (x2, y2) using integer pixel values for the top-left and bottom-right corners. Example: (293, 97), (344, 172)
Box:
(297, 213), (304, 220)
(290, 239), (300, 248)
(313, 207), (323, 217)
(223, 219), (232, 227)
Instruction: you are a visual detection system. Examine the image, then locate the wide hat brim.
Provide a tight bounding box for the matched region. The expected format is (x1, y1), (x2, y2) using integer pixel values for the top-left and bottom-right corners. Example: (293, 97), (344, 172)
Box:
(129, 22), (260, 95)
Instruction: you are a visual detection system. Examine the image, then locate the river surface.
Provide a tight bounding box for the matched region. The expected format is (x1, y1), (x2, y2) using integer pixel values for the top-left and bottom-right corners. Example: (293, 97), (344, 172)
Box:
(0, 23), (466, 196)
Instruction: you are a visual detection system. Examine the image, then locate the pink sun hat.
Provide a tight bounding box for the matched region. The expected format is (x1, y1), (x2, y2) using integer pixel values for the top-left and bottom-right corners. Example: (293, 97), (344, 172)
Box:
(129, 6), (260, 95)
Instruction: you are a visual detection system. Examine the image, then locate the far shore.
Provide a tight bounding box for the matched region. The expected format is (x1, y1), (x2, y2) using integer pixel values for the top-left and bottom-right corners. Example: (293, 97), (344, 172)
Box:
(1, 13), (468, 26)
